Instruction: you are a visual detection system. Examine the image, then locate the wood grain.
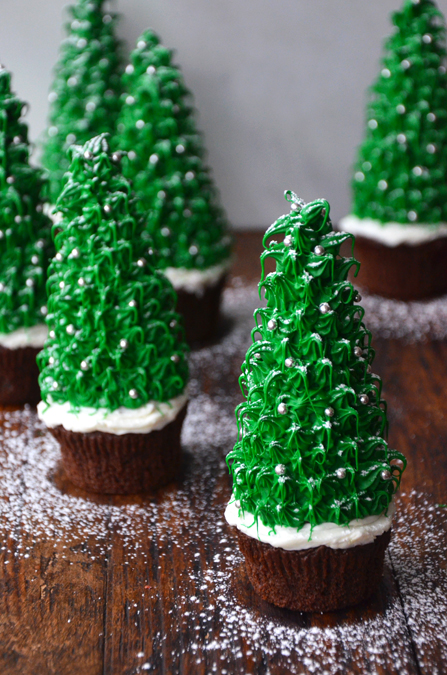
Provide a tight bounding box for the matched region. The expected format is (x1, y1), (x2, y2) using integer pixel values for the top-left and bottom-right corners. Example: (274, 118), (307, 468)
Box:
(0, 232), (444, 674)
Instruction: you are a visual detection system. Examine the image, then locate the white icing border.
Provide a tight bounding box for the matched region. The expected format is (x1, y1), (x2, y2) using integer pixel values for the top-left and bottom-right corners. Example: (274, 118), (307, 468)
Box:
(339, 214), (447, 247)
(164, 260), (231, 297)
(0, 324), (47, 349)
(37, 393), (188, 436)
(225, 499), (395, 551)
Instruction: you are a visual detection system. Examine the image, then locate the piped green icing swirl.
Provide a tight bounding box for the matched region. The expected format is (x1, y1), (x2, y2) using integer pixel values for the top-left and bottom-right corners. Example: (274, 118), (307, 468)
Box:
(0, 67), (53, 334)
(227, 193), (406, 531)
(38, 134), (188, 411)
(115, 29), (231, 271)
(352, 0), (447, 224)
(42, 0), (123, 203)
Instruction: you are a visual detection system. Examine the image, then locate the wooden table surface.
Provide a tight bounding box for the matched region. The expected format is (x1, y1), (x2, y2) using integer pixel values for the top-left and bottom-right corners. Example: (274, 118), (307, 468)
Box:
(1, 231), (447, 675)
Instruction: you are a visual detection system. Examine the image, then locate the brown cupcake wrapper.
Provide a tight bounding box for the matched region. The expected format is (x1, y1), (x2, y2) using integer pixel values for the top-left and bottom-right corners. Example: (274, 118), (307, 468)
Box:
(237, 527), (391, 613)
(49, 403), (187, 495)
(351, 233), (447, 301)
(0, 345), (41, 406)
(176, 274), (227, 343)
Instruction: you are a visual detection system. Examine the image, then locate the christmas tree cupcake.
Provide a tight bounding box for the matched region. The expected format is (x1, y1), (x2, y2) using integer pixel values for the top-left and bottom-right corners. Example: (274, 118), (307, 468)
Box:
(37, 135), (189, 495)
(42, 0), (123, 204)
(340, 0), (447, 300)
(0, 66), (53, 405)
(225, 192), (406, 612)
(115, 30), (232, 343)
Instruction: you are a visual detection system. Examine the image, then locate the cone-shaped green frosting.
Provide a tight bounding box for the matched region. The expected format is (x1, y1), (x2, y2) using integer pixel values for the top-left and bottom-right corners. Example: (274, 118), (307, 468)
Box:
(42, 0), (123, 203)
(0, 66), (53, 333)
(38, 134), (188, 412)
(115, 29), (231, 271)
(352, 0), (447, 224)
(227, 193), (406, 531)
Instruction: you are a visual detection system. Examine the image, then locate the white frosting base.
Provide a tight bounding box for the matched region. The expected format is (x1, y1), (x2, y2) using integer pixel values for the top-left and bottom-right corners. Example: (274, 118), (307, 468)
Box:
(0, 324), (47, 349)
(225, 499), (395, 551)
(339, 214), (447, 247)
(164, 260), (231, 296)
(37, 393), (188, 436)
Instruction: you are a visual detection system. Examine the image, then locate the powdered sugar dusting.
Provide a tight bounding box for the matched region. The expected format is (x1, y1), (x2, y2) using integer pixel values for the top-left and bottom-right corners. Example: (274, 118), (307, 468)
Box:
(362, 290), (447, 342)
(0, 284), (442, 673)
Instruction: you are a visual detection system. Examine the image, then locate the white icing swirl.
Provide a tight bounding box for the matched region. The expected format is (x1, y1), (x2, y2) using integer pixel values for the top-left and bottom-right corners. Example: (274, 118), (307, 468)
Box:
(225, 498), (394, 551)
(164, 260), (231, 296)
(37, 393), (188, 436)
(0, 324), (47, 349)
(339, 214), (447, 247)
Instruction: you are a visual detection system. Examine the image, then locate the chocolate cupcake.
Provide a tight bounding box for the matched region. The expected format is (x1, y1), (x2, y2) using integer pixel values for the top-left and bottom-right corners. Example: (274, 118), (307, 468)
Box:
(0, 67), (53, 405)
(115, 29), (232, 342)
(37, 136), (189, 494)
(341, 0), (447, 301)
(225, 193), (406, 612)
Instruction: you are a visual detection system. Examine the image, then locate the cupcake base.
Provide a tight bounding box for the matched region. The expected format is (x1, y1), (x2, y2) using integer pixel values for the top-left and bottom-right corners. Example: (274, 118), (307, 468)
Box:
(352, 234), (447, 301)
(0, 345), (41, 406)
(237, 528), (391, 612)
(49, 404), (187, 494)
(176, 275), (227, 343)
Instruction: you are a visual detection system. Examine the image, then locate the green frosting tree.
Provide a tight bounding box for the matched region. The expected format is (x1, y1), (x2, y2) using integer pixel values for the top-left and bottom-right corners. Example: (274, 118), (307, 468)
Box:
(38, 134), (188, 411)
(0, 66), (52, 333)
(115, 29), (231, 271)
(42, 0), (123, 203)
(352, 0), (447, 224)
(227, 193), (405, 530)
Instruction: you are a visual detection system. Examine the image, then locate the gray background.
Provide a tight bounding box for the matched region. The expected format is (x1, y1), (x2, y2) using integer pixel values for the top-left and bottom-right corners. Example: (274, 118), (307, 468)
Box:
(2, 0), (446, 229)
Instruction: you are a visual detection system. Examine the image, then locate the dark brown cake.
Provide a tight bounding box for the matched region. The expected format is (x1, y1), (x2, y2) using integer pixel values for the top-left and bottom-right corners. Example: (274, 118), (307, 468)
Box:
(0, 345), (41, 406)
(351, 234), (447, 301)
(237, 528), (391, 613)
(49, 404), (187, 494)
(176, 275), (227, 343)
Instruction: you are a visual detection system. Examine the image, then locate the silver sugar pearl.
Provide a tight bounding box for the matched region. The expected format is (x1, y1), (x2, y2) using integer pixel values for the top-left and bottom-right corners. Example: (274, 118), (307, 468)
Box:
(359, 394), (370, 405)
(381, 469), (392, 481)
(314, 245), (325, 256)
(25, 278), (34, 287)
(104, 204), (112, 214)
(6, 176), (14, 184)
(78, 278), (85, 286)
(285, 357), (295, 368)
(66, 324), (75, 335)
(59, 281), (65, 289)
(325, 407), (335, 417)
(0, 283), (5, 292)
(52, 381), (59, 390)
(49, 330), (56, 339)
(41, 305), (48, 316)
(119, 339), (129, 349)
(36, 240), (45, 249)
(171, 354), (180, 363)
(354, 293), (362, 302)
(48, 356), (55, 365)
(136, 258), (147, 268)
(70, 248), (80, 259)
(111, 153), (121, 163)
(176, 144), (185, 154)
(336, 467), (347, 479)
(80, 360), (89, 371)
(354, 346), (363, 357)
(284, 234), (293, 247)
(267, 318), (277, 330)
(31, 255), (39, 265)
(129, 389), (139, 399)
(254, 353), (261, 359)
(84, 150), (93, 160)
(128, 300), (138, 308)
(275, 464), (286, 476)
(277, 402), (288, 415)
(319, 302), (331, 314)
(55, 252), (63, 262)
(169, 319), (178, 329)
